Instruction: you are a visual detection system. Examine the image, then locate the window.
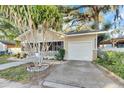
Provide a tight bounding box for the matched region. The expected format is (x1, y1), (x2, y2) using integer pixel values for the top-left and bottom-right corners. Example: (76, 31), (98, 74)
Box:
(48, 41), (64, 51)
(26, 41), (64, 51)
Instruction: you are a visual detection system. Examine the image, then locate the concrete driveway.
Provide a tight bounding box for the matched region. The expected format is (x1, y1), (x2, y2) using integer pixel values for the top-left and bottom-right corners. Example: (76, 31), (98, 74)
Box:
(43, 61), (124, 88)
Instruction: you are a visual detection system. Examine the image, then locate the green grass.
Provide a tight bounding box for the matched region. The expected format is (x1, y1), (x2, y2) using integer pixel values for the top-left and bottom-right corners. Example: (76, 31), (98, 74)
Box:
(0, 54), (11, 58)
(0, 59), (8, 64)
(96, 58), (124, 79)
(0, 64), (32, 83)
(0, 54), (15, 64)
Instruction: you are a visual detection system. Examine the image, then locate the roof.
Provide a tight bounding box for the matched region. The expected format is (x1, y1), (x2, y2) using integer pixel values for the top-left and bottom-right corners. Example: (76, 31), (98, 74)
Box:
(65, 30), (99, 35)
(0, 40), (16, 45)
(15, 30), (108, 41)
(101, 38), (124, 44)
(15, 29), (65, 41)
(65, 30), (108, 36)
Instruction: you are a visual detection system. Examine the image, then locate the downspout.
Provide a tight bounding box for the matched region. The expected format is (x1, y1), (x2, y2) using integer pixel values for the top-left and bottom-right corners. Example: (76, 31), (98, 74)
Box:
(94, 34), (98, 61)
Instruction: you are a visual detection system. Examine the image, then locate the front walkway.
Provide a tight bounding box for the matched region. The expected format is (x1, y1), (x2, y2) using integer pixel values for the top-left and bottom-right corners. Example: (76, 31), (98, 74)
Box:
(0, 78), (41, 88)
(43, 61), (124, 88)
(0, 57), (37, 71)
(0, 61), (31, 71)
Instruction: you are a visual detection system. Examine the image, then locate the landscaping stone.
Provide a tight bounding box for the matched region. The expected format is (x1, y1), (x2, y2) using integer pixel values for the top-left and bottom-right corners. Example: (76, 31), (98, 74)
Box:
(27, 64), (50, 72)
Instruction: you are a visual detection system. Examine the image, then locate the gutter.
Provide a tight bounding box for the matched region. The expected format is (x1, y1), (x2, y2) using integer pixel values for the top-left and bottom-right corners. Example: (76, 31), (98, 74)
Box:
(15, 30), (109, 41)
(66, 31), (109, 37)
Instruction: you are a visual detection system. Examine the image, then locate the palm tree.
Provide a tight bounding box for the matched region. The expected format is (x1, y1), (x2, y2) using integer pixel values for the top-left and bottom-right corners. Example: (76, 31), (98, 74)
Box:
(0, 19), (19, 40)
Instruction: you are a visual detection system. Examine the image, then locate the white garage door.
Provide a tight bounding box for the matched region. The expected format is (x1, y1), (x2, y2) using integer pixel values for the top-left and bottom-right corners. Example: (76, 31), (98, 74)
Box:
(68, 41), (93, 61)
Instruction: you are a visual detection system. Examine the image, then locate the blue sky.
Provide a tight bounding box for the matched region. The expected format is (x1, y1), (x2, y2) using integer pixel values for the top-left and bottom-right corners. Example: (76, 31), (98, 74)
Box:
(104, 7), (124, 29)
(76, 6), (124, 29)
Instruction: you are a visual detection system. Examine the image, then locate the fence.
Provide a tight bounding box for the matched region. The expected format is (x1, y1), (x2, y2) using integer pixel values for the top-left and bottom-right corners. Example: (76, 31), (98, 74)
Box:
(99, 48), (124, 52)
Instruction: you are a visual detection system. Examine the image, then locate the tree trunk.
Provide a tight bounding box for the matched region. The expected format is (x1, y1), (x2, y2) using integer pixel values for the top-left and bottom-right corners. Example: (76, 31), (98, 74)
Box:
(94, 13), (99, 31)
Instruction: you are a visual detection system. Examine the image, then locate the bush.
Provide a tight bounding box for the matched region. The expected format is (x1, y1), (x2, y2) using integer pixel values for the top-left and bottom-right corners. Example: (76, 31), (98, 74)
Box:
(55, 48), (65, 61)
(96, 51), (124, 79)
(97, 51), (124, 65)
(16, 53), (20, 58)
(22, 53), (27, 58)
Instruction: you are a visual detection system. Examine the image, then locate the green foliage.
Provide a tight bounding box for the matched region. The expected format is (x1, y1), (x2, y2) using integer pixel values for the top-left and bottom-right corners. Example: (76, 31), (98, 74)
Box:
(96, 51), (124, 79)
(15, 40), (21, 47)
(0, 19), (19, 40)
(0, 5), (63, 39)
(97, 51), (124, 65)
(97, 34), (110, 46)
(31, 5), (63, 30)
(16, 53), (20, 58)
(0, 54), (13, 64)
(22, 53), (27, 58)
(0, 54), (12, 58)
(102, 22), (112, 30)
(0, 59), (8, 64)
(55, 48), (65, 61)
(15, 53), (27, 59)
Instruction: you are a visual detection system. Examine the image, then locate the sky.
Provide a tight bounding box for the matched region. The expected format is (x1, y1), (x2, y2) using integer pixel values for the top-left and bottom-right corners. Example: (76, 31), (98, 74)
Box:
(66, 5), (124, 38)
(77, 6), (124, 29)
(103, 6), (124, 37)
(104, 7), (124, 28)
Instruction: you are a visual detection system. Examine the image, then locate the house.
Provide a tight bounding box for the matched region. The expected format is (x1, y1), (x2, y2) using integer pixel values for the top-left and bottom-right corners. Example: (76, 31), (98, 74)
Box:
(100, 38), (124, 48)
(16, 30), (107, 61)
(0, 41), (7, 53)
(99, 38), (124, 52)
(0, 40), (21, 54)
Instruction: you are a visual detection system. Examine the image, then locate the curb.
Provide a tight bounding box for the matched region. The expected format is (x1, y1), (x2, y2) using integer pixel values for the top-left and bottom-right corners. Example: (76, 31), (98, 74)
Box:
(94, 63), (124, 85)
(42, 80), (80, 88)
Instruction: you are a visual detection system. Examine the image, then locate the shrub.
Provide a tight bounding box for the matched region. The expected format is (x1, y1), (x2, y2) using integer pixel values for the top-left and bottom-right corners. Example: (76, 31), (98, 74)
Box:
(55, 48), (65, 61)
(96, 51), (124, 79)
(97, 51), (124, 65)
(23, 53), (27, 58)
(16, 53), (20, 58)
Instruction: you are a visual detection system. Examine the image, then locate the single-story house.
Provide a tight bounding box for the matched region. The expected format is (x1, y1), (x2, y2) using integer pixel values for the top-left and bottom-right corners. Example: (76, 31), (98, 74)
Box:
(16, 30), (107, 61)
(0, 40), (21, 54)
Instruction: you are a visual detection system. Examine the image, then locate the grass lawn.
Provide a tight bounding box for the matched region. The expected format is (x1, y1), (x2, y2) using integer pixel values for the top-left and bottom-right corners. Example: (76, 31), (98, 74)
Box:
(0, 58), (9, 64)
(0, 64), (32, 83)
(0, 55), (15, 64)
(0, 63), (54, 84)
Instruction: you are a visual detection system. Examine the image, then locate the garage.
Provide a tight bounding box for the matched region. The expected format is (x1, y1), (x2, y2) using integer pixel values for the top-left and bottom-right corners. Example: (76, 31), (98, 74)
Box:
(67, 41), (93, 61)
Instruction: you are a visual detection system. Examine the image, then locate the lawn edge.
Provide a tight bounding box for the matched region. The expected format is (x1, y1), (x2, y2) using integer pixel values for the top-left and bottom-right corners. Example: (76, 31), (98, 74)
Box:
(93, 63), (124, 85)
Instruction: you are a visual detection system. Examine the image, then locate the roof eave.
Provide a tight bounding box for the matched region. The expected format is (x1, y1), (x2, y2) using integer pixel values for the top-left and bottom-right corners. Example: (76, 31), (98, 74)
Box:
(66, 31), (109, 37)
(15, 30), (66, 41)
(15, 30), (31, 41)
